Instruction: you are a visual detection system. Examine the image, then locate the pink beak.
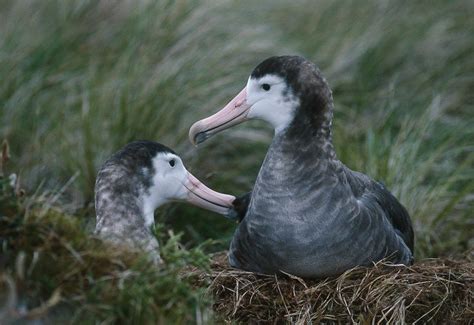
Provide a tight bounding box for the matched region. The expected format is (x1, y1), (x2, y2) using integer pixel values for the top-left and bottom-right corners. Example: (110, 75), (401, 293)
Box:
(189, 87), (250, 145)
(184, 172), (235, 216)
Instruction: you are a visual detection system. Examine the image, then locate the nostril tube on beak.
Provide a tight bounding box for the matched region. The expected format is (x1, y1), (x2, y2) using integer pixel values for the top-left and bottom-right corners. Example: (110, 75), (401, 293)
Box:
(235, 97), (245, 108)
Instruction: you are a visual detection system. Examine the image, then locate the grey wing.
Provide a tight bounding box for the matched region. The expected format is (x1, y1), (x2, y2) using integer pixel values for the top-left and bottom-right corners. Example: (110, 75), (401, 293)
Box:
(345, 168), (414, 256)
(372, 181), (415, 254)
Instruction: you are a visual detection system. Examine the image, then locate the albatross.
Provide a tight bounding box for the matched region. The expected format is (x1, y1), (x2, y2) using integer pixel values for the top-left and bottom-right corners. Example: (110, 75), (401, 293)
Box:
(189, 55), (414, 278)
(94, 140), (235, 263)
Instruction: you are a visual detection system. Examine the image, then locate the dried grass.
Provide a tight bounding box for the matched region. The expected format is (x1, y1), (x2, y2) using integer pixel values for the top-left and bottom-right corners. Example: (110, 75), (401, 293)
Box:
(192, 252), (474, 324)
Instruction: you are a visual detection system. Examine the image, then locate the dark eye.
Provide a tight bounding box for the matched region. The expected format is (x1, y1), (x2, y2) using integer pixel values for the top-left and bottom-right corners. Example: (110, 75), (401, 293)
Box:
(261, 83), (271, 91)
(169, 159), (175, 167)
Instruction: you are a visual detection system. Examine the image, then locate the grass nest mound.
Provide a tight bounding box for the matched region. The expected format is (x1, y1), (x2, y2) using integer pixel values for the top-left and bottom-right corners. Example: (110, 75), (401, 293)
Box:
(194, 252), (474, 324)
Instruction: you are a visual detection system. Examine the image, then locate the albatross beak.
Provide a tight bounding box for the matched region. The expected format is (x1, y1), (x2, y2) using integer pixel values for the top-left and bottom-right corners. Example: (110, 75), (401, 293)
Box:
(184, 172), (235, 216)
(189, 87), (250, 145)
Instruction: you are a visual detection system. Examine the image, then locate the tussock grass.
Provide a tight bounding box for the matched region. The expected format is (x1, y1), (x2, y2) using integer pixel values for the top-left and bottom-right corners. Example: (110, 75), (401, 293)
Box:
(0, 0), (277, 201)
(195, 252), (474, 323)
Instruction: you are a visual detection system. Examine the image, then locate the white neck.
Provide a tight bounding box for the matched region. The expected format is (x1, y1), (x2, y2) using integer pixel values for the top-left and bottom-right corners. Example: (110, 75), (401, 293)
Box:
(142, 196), (167, 227)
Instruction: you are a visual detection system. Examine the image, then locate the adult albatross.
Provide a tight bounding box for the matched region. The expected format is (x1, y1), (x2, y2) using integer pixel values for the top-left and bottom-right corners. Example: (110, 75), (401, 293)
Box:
(189, 56), (414, 278)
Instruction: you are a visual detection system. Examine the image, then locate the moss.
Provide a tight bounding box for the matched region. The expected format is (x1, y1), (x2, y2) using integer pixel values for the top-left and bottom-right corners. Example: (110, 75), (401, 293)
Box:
(0, 177), (212, 323)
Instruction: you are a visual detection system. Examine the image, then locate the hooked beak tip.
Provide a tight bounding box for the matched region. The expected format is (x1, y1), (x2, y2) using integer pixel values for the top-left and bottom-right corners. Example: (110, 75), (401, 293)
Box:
(184, 172), (236, 216)
(194, 132), (209, 145)
(188, 86), (249, 146)
(189, 122), (204, 146)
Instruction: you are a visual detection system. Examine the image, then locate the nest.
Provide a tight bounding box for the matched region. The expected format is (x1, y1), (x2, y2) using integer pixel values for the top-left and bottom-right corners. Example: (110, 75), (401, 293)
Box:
(194, 252), (474, 324)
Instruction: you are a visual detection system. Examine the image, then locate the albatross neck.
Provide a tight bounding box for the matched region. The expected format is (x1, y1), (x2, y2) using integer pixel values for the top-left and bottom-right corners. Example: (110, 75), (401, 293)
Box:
(275, 107), (337, 165)
(96, 194), (150, 238)
(95, 188), (161, 256)
(278, 76), (337, 162)
(94, 166), (152, 242)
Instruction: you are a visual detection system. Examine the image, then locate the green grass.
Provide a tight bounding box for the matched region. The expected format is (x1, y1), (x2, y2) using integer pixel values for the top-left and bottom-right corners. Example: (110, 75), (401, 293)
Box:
(0, 0), (473, 321)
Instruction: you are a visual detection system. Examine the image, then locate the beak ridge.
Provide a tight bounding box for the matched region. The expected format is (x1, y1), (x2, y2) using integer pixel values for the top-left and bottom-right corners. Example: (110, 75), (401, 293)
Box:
(184, 172), (235, 216)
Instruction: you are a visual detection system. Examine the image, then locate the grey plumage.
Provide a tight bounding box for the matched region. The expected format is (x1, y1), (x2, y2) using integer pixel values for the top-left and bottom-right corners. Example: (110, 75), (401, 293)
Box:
(94, 141), (174, 264)
(226, 56), (414, 278)
(231, 191), (252, 222)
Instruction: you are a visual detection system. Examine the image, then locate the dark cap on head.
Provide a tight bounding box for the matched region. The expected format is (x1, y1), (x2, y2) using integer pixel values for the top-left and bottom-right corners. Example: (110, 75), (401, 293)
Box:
(251, 56), (308, 80)
(104, 140), (175, 173)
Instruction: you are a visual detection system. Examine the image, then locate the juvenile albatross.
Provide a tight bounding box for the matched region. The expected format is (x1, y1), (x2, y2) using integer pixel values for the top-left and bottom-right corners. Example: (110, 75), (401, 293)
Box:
(94, 140), (235, 263)
(189, 56), (414, 278)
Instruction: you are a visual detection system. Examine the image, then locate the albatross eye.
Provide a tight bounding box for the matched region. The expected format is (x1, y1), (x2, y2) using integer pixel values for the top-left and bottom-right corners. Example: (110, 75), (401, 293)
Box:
(169, 159), (176, 167)
(261, 83), (271, 91)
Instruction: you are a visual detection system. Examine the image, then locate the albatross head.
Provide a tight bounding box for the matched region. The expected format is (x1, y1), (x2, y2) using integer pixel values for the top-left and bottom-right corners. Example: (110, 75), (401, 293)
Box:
(189, 55), (334, 145)
(95, 141), (235, 234)
(141, 146), (236, 225)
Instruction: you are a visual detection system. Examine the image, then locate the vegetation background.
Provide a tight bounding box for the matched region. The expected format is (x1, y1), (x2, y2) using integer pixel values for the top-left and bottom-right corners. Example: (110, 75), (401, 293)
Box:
(1, 0), (473, 322)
